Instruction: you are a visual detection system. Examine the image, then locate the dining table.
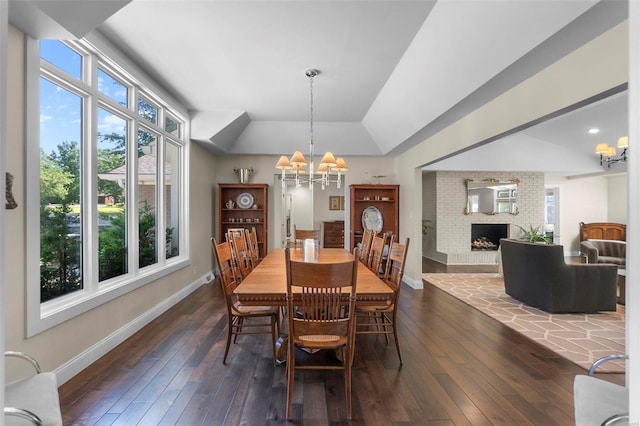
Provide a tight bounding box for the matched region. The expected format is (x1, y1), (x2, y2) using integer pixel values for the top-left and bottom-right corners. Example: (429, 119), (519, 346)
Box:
(234, 248), (394, 306)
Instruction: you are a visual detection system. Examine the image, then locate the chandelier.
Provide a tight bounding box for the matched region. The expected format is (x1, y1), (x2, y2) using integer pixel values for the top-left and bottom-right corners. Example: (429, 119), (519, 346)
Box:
(595, 136), (629, 168)
(275, 69), (347, 190)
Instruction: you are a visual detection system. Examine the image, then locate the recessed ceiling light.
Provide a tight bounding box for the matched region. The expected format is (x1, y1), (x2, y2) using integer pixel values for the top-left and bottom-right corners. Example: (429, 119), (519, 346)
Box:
(588, 128), (600, 134)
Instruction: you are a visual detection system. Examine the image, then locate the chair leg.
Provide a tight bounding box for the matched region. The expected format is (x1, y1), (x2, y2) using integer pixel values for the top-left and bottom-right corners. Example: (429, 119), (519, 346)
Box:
(223, 317), (234, 364)
(286, 340), (295, 420)
(270, 317), (277, 366)
(392, 312), (402, 366)
(234, 317), (244, 343)
(275, 310), (281, 336)
(379, 313), (389, 345)
(345, 346), (352, 420)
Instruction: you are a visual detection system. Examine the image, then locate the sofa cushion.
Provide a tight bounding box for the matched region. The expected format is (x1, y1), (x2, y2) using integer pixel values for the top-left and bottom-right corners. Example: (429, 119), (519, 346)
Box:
(574, 375), (628, 426)
(5, 372), (62, 426)
(581, 239), (626, 265)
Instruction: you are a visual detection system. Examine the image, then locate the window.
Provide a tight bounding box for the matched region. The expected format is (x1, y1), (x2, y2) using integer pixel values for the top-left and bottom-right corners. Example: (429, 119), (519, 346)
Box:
(29, 38), (188, 335)
(138, 96), (158, 125)
(544, 187), (559, 242)
(97, 68), (128, 107)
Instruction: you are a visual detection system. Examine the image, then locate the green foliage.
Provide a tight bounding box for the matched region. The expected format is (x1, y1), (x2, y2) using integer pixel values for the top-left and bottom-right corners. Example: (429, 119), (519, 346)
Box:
(97, 200), (175, 280)
(40, 204), (82, 302)
(49, 141), (80, 204)
(422, 219), (432, 235)
(138, 200), (158, 268)
(40, 150), (73, 203)
(40, 140), (174, 300)
(98, 208), (127, 281)
(516, 225), (551, 244)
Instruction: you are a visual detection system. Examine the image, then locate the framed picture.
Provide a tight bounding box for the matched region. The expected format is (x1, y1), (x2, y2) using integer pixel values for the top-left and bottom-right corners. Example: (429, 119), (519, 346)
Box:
(329, 196), (341, 211)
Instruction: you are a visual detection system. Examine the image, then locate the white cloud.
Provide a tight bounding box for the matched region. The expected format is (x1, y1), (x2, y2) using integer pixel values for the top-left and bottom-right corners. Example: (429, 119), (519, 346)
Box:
(98, 114), (126, 134)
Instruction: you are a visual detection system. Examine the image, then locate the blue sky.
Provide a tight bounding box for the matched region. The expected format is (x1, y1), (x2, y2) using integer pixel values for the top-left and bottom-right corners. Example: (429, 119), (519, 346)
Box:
(40, 40), (128, 155)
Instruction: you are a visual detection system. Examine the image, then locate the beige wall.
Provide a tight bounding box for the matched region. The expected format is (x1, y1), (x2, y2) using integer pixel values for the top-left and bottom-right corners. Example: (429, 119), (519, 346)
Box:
(212, 155), (396, 250)
(396, 21), (628, 285)
(5, 26), (218, 382)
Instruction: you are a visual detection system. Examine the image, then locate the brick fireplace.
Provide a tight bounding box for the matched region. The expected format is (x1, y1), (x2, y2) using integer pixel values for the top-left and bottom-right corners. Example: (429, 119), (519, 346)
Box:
(422, 171), (544, 265)
(471, 223), (508, 251)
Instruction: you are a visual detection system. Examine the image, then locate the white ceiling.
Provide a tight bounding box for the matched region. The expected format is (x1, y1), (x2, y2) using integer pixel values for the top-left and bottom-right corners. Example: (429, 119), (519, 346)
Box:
(424, 90), (629, 177)
(9, 0), (629, 170)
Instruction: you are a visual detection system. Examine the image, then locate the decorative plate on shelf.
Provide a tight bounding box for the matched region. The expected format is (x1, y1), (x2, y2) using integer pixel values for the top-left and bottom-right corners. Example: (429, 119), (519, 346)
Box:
(236, 192), (255, 209)
(362, 206), (383, 233)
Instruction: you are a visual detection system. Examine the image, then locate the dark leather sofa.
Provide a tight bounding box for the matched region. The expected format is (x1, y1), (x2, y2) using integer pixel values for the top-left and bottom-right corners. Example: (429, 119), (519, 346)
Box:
(500, 239), (618, 313)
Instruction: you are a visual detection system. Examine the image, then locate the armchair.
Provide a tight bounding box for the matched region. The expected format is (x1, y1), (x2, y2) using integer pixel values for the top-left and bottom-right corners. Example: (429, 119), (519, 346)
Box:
(4, 351), (62, 425)
(580, 239), (626, 266)
(574, 355), (628, 426)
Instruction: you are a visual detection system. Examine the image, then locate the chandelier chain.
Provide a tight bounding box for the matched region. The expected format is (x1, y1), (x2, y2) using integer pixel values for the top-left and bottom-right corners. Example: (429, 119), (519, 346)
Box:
(309, 72), (314, 145)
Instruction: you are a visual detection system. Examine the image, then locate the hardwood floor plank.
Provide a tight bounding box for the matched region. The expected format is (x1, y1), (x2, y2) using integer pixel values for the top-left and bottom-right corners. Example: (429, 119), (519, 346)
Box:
(157, 381), (199, 426)
(59, 269), (625, 425)
(137, 366), (195, 425)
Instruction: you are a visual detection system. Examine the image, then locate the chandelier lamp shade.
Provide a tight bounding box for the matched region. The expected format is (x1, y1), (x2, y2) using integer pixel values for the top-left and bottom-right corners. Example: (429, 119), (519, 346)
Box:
(275, 69), (347, 189)
(595, 136), (629, 168)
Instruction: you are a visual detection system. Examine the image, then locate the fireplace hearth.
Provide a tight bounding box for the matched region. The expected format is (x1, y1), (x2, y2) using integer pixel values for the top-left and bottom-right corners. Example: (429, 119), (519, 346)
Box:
(471, 224), (508, 251)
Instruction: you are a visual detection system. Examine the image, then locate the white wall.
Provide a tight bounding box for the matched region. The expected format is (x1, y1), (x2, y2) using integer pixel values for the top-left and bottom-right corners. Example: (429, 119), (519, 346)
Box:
(608, 173), (628, 223)
(545, 173), (628, 254)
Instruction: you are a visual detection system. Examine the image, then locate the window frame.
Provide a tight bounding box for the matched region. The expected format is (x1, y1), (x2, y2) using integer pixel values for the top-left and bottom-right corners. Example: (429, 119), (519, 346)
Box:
(26, 37), (190, 337)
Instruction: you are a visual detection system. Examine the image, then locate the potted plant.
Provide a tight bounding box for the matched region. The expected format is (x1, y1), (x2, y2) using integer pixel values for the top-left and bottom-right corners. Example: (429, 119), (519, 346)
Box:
(516, 225), (551, 244)
(422, 219), (432, 235)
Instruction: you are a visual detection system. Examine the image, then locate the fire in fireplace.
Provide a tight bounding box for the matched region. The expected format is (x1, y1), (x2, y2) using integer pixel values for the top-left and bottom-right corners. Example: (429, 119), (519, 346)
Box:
(471, 224), (508, 251)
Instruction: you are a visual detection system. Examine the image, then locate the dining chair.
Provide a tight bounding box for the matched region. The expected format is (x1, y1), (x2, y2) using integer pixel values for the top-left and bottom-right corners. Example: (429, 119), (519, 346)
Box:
(367, 232), (391, 277)
(355, 238), (409, 365)
(246, 227), (262, 266)
(357, 229), (376, 264)
(293, 225), (321, 247)
(210, 238), (279, 364)
(225, 227), (247, 242)
(284, 247), (359, 420)
(231, 234), (254, 279)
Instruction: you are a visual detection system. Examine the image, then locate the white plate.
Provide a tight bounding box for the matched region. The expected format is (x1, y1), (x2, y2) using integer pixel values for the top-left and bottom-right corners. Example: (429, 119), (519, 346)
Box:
(236, 192), (255, 209)
(362, 206), (383, 233)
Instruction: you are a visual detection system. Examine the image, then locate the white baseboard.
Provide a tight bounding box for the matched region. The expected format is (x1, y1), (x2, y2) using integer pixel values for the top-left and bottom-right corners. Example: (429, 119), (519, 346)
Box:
(53, 271), (213, 385)
(403, 275), (424, 290)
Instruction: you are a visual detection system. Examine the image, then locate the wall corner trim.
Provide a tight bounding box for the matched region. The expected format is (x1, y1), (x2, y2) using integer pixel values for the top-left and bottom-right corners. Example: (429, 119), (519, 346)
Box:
(403, 275), (424, 290)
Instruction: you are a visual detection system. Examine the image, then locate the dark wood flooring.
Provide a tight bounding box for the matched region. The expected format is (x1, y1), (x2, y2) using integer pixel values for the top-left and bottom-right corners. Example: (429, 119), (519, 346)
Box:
(58, 258), (623, 425)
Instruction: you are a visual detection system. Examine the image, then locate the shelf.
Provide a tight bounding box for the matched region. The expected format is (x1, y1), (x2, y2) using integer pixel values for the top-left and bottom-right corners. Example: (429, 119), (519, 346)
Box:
(219, 183), (269, 258)
(349, 184), (399, 250)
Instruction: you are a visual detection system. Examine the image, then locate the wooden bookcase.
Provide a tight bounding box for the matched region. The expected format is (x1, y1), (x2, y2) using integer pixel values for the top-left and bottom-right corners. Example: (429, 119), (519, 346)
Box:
(218, 183), (269, 257)
(349, 184), (399, 250)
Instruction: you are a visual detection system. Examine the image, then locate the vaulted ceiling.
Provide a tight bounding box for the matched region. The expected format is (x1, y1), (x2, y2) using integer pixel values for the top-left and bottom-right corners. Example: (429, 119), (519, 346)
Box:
(9, 0), (628, 168)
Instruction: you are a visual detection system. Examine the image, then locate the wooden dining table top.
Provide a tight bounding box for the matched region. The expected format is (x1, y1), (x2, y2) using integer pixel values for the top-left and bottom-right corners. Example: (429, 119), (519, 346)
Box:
(234, 248), (394, 306)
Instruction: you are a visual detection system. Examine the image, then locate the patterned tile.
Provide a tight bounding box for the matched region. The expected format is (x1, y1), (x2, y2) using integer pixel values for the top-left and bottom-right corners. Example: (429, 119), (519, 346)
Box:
(423, 273), (625, 372)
